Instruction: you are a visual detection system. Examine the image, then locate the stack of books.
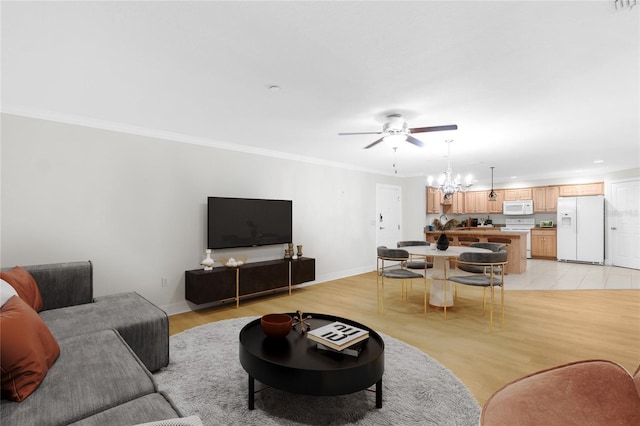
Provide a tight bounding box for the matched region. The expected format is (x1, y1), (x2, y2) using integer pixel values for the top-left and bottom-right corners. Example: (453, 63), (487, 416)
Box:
(306, 321), (369, 357)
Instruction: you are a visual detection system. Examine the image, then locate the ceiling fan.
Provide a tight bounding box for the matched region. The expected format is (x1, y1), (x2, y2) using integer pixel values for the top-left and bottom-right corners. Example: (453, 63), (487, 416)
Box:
(338, 114), (458, 149)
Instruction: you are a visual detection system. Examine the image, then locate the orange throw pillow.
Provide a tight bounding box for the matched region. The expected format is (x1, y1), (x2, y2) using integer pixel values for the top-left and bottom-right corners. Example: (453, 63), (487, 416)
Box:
(0, 266), (43, 312)
(0, 295), (60, 401)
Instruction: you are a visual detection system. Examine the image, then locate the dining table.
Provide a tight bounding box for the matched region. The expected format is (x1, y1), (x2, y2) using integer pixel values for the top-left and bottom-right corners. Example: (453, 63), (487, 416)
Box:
(404, 245), (491, 310)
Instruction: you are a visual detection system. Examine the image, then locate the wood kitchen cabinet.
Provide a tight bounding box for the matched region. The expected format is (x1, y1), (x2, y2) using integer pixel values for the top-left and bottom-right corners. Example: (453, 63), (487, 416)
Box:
(504, 188), (533, 201)
(443, 191), (465, 214)
(531, 228), (557, 259)
(426, 187), (442, 214)
(533, 186), (559, 212)
(488, 189), (505, 213)
(465, 191), (488, 213)
(558, 182), (604, 197)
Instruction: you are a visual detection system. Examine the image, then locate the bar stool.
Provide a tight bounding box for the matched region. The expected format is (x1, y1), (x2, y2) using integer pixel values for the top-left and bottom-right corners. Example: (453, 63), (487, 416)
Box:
(458, 236), (480, 246)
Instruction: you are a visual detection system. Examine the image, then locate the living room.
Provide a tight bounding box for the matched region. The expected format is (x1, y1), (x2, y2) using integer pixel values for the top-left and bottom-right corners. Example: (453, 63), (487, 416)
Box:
(1, 1), (639, 425)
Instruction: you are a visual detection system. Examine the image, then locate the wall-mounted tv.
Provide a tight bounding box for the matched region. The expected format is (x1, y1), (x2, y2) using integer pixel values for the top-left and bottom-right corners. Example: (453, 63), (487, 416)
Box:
(207, 197), (292, 250)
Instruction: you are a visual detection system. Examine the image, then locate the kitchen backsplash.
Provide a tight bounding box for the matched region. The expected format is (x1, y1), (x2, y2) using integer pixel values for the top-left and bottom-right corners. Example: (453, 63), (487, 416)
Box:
(426, 212), (557, 228)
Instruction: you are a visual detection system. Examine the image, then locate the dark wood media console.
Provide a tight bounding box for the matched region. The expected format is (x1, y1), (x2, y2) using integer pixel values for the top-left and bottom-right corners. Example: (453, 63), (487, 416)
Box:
(185, 257), (315, 307)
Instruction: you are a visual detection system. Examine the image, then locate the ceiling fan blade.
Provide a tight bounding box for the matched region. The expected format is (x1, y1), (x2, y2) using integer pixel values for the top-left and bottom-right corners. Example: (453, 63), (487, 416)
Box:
(406, 135), (424, 148)
(364, 137), (385, 149)
(409, 124), (458, 133)
(338, 131), (382, 136)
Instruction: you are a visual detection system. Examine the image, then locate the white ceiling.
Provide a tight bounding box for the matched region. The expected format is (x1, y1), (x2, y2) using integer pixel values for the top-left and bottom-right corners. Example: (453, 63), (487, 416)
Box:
(2, 1), (638, 185)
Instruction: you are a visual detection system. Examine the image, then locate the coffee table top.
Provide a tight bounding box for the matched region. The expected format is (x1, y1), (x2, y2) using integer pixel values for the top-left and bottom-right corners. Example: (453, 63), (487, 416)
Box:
(239, 313), (384, 396)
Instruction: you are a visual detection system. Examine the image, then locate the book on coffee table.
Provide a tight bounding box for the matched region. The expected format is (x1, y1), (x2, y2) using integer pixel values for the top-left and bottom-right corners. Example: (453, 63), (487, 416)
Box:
(306, 321), (369, 352)
(316, 340), (366, 357)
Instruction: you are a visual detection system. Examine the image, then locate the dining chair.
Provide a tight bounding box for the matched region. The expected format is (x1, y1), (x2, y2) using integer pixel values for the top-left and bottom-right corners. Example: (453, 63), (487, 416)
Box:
(376, 247), (427, 315)
(448, 251), (507, 331)
(396, 241), (434, 270)
(452, 242), (505, 299)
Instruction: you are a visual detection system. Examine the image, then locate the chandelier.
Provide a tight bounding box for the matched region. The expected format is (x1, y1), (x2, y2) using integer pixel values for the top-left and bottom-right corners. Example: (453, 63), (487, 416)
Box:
(427, 140), (472, 200)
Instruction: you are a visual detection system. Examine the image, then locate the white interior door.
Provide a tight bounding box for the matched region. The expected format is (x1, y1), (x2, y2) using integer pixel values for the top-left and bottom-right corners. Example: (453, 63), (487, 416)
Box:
(609, 179), (640, 269)
(376, 184), (402, 249)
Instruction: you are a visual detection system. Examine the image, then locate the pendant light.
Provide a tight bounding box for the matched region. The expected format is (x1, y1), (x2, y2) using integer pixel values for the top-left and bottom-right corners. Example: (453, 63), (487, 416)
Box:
(488, 166), (497, 201)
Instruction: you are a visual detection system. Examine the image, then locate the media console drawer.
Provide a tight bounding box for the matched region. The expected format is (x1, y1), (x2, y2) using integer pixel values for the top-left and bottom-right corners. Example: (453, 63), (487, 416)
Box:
(185, 257), (316, 306)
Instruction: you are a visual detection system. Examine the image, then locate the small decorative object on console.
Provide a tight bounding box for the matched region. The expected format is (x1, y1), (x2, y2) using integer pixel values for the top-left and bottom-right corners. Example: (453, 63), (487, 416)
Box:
(219, 256), (247, 268)
(306, 321), (369, 352)
(260, 313), (292, 338)
(200, 249), (215, 271)
(292, 310), (312, 334)
(297, 245), (303, 257)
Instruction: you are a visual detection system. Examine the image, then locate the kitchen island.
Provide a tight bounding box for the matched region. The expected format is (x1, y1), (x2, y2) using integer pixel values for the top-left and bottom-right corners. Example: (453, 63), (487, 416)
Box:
(424, 229), (527, 274)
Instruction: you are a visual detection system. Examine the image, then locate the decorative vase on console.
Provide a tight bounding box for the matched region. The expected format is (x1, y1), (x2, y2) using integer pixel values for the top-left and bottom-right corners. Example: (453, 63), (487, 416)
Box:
(436, 233), (450, 251)
(201, 249), (215, 270)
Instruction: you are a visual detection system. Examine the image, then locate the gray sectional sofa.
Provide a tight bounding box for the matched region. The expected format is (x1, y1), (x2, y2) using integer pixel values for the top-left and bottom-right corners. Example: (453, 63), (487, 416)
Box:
(1, 261), (185, 425)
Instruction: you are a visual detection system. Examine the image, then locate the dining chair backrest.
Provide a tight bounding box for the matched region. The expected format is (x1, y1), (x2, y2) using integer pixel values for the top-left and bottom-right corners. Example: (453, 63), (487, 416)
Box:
(469, 242), (507, 253)
(378, 247), (410, 260)
(458, 250), (507, 264)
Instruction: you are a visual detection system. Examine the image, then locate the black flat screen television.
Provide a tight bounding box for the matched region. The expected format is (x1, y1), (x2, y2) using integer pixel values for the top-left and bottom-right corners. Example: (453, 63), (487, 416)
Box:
(207, 197), (292, 250)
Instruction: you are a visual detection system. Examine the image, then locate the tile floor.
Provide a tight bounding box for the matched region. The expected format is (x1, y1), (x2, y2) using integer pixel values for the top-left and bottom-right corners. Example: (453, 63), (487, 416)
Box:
(506, 259), (640, 290)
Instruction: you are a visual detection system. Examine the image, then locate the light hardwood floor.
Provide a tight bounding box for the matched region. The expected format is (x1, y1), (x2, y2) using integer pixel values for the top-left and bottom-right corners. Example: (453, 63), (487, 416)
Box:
(169, 264), (640, 406)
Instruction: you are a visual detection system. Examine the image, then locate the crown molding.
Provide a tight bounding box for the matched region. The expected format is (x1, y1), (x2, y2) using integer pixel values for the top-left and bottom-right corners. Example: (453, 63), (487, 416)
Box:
(1, 105), (401, 178)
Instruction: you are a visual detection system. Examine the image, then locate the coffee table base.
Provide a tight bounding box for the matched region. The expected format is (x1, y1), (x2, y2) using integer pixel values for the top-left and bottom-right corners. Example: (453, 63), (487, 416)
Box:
(247, 374), (383, 410)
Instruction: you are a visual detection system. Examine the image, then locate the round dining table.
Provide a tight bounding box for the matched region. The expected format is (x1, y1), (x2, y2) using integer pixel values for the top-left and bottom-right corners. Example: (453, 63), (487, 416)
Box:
(404, 245), (491, 308)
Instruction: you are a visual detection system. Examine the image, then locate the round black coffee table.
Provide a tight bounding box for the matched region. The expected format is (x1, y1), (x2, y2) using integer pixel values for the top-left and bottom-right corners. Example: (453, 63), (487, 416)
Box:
(239, 313), (385, 410)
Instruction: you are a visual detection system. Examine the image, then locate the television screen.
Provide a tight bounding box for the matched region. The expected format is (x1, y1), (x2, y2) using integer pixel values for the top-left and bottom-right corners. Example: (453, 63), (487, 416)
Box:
(207, 197), (292, 249)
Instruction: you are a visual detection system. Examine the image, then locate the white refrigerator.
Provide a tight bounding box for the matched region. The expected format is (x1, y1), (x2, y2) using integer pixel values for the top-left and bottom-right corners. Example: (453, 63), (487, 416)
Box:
(557, 195), (604, 264)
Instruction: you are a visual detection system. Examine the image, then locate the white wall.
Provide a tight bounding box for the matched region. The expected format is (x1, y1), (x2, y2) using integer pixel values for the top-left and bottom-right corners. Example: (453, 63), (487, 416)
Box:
(401, 176), (428, 240)
(0, 114), (404, 314)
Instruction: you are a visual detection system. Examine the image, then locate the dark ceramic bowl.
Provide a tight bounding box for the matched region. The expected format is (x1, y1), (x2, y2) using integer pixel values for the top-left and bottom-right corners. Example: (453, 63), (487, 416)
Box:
(260, 313), (292, 338)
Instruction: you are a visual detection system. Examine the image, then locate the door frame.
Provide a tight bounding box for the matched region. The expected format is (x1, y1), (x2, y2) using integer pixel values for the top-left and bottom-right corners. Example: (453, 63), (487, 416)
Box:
(606, 177), (640, 269)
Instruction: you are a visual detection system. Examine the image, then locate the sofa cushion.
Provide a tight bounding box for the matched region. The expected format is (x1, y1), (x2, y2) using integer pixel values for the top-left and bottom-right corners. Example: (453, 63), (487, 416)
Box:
(40, 292), (169, 372)
(0, 296), (60, 402)
(68, 393), (182, 426)
(0, 329), (157, 426)
(0, 266), (43, 311)
(0, 279), (18, 307)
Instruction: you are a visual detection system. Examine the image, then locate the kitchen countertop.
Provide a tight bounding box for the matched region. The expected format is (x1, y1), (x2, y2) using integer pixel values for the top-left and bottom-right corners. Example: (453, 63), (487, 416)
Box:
(424, 229), (527, 274)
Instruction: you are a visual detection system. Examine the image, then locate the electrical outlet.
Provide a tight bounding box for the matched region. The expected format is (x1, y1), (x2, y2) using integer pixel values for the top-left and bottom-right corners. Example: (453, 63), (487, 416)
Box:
(161, 277), (168, 288)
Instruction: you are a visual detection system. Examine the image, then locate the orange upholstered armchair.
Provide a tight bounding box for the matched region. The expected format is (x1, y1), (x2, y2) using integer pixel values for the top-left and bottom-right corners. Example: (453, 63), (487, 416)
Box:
(481, 360), (640, 425)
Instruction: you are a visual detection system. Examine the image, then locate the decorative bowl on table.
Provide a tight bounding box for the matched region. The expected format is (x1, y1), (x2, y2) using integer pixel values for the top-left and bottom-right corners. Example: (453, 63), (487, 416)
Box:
(219, 256), (247, 268)
(260, 313), (293, 338)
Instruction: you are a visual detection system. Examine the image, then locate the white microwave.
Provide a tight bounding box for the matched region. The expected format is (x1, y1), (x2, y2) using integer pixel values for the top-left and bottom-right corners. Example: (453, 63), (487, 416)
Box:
(503, 200), (534, 215)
